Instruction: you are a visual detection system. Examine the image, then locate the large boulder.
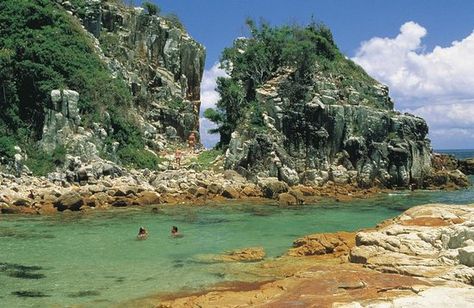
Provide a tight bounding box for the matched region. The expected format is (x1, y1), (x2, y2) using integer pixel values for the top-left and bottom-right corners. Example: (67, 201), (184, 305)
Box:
(221, 187), (240, 199)
(260, 178), (289, 199)
(288, 232), (356, 257)
(54, 192), (84, 211)
(278, 192), (297, 206)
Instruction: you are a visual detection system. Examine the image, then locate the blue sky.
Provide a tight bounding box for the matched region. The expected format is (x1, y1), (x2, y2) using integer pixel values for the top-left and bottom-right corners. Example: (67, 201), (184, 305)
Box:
(140, 0), (474, 149)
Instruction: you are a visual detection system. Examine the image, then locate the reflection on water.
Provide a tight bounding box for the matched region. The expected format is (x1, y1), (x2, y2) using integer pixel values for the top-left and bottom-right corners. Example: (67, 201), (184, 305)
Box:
(0, 177), (472, 307)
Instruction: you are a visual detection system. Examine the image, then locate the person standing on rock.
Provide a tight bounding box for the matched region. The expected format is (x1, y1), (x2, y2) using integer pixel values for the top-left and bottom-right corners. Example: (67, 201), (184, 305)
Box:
(175, 148), (182, 168)
(188, 132), (196, 152)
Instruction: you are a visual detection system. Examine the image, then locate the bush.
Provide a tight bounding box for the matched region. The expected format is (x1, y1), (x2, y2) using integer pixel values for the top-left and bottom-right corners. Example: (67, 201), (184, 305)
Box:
(117, 146), (162, 169)
(164, 13), (185, 30)
(0, 136), (17, 159)
(142, 1), (159, 16)
(26, 145), (66, 176)
(0, 0), (133, 149)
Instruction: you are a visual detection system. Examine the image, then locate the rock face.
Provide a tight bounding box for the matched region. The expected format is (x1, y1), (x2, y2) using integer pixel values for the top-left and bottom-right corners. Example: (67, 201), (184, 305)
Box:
(350, 204), (474, 285)
(41, 90), (106, 160)
(89, 0), (205, 144)
(459, 158), (474, 175)
(41, 0), (205, 164)
(225, 63), (433, 189)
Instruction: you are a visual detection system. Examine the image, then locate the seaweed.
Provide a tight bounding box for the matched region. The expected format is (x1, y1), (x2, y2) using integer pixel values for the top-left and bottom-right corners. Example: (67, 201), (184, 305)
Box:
(0, 262), (46, 280)
(6, 271), (45, 279)
(12, 290), (50, 298)
(68, 290), (101, 298)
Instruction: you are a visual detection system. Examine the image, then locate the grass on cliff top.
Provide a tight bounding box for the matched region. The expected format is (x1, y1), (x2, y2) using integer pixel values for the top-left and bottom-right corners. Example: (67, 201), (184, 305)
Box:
(189, 149), (223, 171)
(26, 145), (67, 176)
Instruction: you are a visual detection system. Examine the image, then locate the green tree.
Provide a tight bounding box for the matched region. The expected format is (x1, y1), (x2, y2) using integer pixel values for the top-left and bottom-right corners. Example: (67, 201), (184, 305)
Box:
(204, 78), (245, 147)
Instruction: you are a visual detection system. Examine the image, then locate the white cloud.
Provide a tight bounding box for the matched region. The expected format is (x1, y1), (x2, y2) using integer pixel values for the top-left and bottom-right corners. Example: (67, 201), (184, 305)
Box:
(406, 102), (474, 129)
(199, 63), (227, 148)
(200, 63), (227, 115)
(353, 22), (474, 149)
(199, 117), (220, 149)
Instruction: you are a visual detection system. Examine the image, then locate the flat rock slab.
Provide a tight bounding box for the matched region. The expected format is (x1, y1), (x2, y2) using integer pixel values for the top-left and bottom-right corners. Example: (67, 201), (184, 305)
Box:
(154, 263), (431, 308)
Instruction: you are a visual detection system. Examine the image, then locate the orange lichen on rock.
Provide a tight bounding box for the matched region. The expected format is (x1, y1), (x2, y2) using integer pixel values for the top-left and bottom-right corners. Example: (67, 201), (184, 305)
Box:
(287, 231), (356, 257)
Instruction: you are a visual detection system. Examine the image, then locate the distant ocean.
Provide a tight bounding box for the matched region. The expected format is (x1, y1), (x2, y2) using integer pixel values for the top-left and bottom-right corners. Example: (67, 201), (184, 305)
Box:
(436, 149), (474, 160)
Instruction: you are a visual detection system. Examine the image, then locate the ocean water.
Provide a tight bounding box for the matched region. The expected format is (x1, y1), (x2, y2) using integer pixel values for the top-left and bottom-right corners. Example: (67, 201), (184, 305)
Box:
(1, 176), (473, 307)
(436, 149), (474, 160)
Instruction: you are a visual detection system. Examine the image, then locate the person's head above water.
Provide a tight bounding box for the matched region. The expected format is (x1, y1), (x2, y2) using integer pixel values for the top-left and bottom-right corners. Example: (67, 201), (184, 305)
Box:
(171, 226), (178, 233)
(139, 227), (147, 234)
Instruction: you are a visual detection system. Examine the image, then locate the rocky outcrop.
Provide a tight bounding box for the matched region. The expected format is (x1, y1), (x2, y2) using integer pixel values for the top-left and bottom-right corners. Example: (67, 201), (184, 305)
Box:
(350, 204), (474, 285)
(459, 158), (474, 175)
(40, 90), (108, 160)
(36, 0), (205, 169)
(225, 61), (435, 189)
(287, 231), (355, 257)
(74, 0), (205, 146)
(426, 153), (470, 188)
(154, 204), (474, 308)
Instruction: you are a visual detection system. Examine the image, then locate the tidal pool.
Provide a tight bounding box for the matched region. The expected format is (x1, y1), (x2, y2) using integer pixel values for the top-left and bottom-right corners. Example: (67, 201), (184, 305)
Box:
(1, 178), (473, 307)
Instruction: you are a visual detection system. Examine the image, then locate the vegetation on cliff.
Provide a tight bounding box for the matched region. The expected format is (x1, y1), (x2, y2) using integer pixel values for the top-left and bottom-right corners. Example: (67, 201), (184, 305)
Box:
(205, 19), (378, 148)
(0, 0), (163, 172)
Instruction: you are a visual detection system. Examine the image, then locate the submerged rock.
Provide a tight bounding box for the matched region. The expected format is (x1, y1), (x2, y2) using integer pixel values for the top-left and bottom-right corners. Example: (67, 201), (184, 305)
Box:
(218, 247), (266, 262)
(277, 192), (297, 206)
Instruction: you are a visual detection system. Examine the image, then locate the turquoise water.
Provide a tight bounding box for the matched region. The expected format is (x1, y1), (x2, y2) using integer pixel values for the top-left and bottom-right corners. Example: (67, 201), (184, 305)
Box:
(1, 176), (473, 307)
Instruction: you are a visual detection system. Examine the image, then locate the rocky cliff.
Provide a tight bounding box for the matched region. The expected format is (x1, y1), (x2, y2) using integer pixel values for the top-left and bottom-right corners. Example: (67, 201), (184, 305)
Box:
(219, 24), (433, 188)
(0, 0), (205, 176)
(47, 0), (205, 153)
(226, 73), (431, 188)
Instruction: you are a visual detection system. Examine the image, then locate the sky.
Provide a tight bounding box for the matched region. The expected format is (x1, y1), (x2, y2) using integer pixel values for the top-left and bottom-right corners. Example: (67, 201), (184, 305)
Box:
(139, 0), (474, 149)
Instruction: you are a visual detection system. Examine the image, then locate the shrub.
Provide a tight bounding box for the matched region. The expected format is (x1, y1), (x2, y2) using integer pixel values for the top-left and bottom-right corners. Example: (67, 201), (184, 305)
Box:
(142, 1), (159, 16)
(117, 146), (162, 169)
(0, 136), (17, 159)
(26, 145), (66, 176)
(0, 0), (134, 152)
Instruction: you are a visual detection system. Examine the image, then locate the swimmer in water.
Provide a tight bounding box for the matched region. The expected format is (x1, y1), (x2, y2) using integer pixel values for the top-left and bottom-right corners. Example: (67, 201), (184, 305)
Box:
(171, 226), (183, 238)
(137, 226), (148, 240)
